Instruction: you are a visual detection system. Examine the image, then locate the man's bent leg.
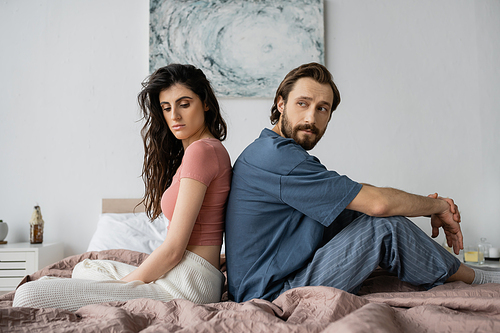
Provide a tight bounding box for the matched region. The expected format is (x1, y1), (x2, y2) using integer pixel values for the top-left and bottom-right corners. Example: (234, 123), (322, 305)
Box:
(282, 214), (461, 295)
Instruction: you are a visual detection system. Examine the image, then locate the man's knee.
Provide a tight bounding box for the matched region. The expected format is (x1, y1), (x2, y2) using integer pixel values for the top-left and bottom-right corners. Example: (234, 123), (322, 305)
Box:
(370, 215), (413, 229)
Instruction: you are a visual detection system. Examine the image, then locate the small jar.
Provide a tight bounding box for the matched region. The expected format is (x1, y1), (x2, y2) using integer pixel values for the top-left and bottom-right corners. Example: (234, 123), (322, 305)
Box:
(477, 243), (486, 264)
(479, 238), (492, 259)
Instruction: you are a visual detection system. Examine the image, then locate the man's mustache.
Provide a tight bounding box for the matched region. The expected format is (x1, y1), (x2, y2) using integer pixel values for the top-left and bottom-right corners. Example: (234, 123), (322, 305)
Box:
(294, 124), (320, 135)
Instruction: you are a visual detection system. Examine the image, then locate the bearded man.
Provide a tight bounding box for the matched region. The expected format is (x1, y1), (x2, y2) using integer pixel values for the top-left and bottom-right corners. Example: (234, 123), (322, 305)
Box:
(225, 62), (499, 303)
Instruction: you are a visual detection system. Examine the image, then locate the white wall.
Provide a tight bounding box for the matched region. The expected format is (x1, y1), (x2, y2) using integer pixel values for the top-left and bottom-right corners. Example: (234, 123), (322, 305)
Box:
(1, 0), (499, 257)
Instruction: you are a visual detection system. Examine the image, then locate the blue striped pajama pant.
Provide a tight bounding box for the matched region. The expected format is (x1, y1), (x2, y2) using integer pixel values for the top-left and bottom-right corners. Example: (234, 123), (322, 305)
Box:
(281, 213), (461, 296)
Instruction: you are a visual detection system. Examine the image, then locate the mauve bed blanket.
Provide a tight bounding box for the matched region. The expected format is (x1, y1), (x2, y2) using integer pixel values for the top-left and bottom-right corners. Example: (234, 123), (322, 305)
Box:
(1, 249), (499, 333)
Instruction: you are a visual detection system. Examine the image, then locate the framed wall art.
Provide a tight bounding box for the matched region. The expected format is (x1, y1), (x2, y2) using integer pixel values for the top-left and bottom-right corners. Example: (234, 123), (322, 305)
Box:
(150, 0), (324, 98)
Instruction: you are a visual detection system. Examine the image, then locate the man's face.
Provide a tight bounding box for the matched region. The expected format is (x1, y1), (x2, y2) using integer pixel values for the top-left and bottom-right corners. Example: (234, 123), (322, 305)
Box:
(278, 77), (334, 150)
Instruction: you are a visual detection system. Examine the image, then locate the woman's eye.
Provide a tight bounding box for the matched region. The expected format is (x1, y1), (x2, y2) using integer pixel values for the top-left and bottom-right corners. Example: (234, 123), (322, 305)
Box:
(163, 107), (171, 112)
(180, 103), (189, 108)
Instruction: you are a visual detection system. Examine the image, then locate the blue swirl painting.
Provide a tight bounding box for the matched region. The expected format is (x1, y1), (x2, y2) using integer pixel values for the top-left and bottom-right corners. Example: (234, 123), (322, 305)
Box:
(150, 0), (325, 98)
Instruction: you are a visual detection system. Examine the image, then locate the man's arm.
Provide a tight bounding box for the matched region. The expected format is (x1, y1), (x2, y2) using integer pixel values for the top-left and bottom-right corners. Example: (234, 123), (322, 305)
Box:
(346, 184), (463, 254)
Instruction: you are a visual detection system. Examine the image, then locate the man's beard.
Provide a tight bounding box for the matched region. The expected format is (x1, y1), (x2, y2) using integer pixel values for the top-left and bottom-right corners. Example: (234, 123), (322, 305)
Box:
(280, 107), (326, 150)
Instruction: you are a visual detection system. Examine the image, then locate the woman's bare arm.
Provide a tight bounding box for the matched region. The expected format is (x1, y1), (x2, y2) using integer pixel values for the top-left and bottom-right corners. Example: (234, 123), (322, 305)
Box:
(121, 178), (207, 283)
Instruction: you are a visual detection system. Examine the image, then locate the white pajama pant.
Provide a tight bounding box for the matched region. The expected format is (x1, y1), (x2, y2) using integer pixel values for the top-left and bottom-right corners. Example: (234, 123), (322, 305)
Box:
(13, 250), (225, 312)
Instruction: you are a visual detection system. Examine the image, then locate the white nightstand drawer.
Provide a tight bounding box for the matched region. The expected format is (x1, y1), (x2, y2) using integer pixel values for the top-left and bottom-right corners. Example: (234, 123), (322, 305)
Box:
(0, 270), (26, 277)
(0, 242), (64, 292)
(0, 261), (27, 269)
(0, 251), (35, 275)
(0, 277), (25, 288)
(0, 252), (29, 261)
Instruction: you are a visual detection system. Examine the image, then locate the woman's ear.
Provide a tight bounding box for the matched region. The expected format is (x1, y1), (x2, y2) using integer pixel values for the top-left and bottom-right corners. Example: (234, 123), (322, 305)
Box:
(204, 103), (209, 112)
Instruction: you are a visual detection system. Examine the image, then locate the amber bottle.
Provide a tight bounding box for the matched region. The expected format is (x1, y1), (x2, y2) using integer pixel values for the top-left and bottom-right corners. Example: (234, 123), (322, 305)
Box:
(29, 206), (44, 244)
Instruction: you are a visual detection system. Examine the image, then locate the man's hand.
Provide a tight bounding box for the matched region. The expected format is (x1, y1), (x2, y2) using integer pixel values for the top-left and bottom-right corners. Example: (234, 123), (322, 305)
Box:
(428, 193), (463, 255)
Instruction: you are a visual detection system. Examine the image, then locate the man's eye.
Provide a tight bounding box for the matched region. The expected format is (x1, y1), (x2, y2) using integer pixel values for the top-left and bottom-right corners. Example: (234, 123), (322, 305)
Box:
(298, 102), (307, 107)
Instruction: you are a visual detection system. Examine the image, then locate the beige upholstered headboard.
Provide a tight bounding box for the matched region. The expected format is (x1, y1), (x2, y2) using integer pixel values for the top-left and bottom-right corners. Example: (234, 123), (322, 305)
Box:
(102, 198), (146, 214)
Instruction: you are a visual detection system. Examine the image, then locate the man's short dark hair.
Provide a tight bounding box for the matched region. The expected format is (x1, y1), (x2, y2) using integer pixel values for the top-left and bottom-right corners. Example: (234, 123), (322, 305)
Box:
(270, 62), (341, 125)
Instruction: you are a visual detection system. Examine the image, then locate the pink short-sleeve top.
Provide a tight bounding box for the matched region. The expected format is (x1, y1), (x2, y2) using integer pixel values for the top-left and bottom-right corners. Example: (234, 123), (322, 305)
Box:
(160, 139), (232, 246)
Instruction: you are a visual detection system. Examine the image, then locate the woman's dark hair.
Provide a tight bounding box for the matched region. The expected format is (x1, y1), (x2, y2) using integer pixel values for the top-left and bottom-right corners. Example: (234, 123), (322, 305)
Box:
(270, 62), (341, 125)
(138, 64), (227, 219)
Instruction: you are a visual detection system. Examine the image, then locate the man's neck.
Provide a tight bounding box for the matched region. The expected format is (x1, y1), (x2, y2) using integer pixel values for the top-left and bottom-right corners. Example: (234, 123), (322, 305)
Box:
(272, 124), (283, 137)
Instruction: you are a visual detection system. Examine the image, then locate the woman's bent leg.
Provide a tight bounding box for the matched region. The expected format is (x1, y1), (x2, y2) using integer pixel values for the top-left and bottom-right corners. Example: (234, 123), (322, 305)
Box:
(13, 278), (171, 312)
(13, 252), (225, 311)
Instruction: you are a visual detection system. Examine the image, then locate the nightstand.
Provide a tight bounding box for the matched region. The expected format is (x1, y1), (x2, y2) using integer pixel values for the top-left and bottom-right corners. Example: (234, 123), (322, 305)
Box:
(0, 242), (64, 292)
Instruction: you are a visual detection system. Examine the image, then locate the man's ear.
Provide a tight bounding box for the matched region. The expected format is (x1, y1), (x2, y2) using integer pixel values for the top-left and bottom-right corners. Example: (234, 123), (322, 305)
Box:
(277, 96), (285, 113)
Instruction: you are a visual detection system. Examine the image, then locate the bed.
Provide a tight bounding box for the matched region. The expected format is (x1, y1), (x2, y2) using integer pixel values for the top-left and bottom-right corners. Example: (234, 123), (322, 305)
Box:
(1, 199), (499, 332)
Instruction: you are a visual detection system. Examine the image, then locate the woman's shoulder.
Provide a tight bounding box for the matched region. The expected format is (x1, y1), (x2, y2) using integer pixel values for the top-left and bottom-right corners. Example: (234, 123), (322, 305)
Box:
(185, 139), (231, 168)
(185, 139), (226, 156)
(190, 138), (224, 149)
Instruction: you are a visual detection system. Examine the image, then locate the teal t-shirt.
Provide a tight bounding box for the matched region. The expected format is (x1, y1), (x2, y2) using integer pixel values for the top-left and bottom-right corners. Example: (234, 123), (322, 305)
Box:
(225, 129), (362, 302)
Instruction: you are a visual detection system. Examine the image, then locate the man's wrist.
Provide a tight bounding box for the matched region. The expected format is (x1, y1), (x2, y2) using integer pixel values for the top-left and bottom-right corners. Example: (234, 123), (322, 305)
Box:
(434, 197), (449, 215)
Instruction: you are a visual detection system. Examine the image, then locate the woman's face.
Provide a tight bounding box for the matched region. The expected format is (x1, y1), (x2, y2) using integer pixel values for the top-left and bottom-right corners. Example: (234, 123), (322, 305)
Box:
(159, 84), (209, 148)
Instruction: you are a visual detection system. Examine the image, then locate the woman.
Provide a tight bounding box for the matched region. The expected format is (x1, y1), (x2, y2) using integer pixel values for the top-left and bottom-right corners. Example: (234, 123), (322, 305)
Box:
(13, 64), (232, 311)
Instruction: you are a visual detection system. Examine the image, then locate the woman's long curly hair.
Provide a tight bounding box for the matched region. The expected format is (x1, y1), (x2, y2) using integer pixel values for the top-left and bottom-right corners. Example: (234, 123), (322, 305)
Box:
(138, 64), (227, 220)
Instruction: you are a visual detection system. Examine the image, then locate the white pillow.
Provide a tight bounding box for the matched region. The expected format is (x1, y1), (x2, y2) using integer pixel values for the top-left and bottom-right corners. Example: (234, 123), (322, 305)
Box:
(87, 213), (168, 254)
